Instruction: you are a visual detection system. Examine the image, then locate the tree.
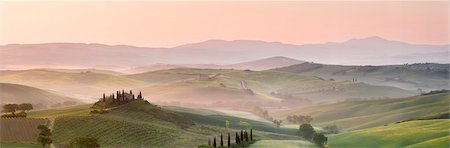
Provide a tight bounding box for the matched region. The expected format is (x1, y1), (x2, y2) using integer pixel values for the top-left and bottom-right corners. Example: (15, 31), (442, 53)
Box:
(213, 137), (216, 147)
(18, 103), (33, 112)
(299, 124), (315, 140)
(240, 130), (243, 142)
(323, 124), (339, 134)
(208, 138), (211, 146)
(68, 137), (100, 148)
(2, 104), (19, 115)
(313, 133), (328, 148)
(250, 129), (253, 141)
(273, 120), (282, 128)
(236, 132), (240, 144)
(220, 134), (223, 146)
(227, 133), (231, 147)
(37, 125), (52, 147)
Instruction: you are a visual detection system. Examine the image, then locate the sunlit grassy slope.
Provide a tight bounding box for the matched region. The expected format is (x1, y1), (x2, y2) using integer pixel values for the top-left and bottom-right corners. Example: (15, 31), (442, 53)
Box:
(28, 104), (92, 119)
(275, 63), (449, 91)
(50, 101), (299, 147)
(274, 93), (450, 130)
(0, 83), (78, 108)
(328, 119), (450, 148)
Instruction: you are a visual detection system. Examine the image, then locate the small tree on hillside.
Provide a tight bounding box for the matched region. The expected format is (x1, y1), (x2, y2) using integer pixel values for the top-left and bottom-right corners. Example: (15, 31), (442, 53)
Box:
(18, 103), (33, 112)
(313, 133), (328, 148)
(37, 125), (52, 147)
(299, 123), (315, 140)
(2, 104), (19, 115)
(273, 119), (282, 128)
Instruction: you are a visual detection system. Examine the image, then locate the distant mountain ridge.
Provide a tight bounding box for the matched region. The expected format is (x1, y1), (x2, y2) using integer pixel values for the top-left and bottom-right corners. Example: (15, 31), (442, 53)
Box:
(1, 36), (448, 70)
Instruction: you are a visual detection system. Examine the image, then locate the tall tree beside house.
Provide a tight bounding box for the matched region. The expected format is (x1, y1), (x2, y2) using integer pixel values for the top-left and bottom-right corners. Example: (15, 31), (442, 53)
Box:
(220, 134), (223, 146)
(236, 132), (240, 144)
(240, 130), (243, 141)
(102, 93), (106, 102)
(250, 129), (253, 141)
(227, 133), (231, 147)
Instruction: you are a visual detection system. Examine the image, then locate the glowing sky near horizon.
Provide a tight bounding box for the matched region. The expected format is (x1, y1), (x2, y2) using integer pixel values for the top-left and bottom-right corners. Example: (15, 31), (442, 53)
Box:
(0, 1), (448, 47)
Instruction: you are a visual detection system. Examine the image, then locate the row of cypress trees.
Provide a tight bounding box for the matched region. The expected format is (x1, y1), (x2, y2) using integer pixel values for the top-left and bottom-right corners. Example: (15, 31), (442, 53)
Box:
(207, 129), (253, 147)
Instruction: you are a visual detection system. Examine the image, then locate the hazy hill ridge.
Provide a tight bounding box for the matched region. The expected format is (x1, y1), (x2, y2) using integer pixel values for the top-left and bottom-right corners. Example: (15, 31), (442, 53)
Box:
(1, 37), (448, 70)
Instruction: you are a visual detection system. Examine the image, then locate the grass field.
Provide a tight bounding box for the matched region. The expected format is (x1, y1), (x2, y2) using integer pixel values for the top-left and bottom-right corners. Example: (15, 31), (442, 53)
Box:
(249, 140), (317, 148)
(328, 119), (450, 148)
(274, 92), (450, 130)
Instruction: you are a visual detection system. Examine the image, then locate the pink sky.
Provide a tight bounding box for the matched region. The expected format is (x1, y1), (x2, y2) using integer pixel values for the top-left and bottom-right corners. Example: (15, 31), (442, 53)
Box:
(0, 1), (448, 47)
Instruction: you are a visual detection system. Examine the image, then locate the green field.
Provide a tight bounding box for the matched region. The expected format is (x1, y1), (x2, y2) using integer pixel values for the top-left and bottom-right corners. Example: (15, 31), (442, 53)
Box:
(329, 119), (450, 148)
(274, 93), (450, 130)
(28, 104), (92, 119)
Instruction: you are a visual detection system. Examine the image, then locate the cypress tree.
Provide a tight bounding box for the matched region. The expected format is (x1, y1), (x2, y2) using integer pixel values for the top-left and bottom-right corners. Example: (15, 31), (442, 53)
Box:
(220, 134), (223, 146)
(208, 138), (211, 146)
(102, 93), (106, 102)
(235, 132), (239, 144)
(245, 131), (249, 142)
(240, 130), (243, 141)
(213, 137), (216, 147)
(250, 129), (253, 141)
(139, 91), (142, 99)
(130, 90), (133, 94)
(132, 94), (135, 100)
(227, 133), (231, 147)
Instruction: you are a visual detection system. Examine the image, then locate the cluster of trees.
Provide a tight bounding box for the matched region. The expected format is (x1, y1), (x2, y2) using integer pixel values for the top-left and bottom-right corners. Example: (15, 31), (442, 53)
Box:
(1, 103), (33, 118)
(272, 120), (282, 128)
(68, 137), (100, 148)
(93, 90), (144, 109)
(37, 125), (52, 147)
(323, 124), (339, 134)
(299, 124), (327, 148)
(203, 129), (254, 148)
(286, 115), (313, 124)
(252, 106), (273, 121)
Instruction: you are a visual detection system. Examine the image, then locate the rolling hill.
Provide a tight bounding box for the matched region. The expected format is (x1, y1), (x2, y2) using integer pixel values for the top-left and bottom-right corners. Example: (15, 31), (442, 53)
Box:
(26, 100), (301, 147)
(275, 62), (449, 91)
(0, 69), (145, 99)
(0, 83), (80, 109)
(273, 92), (450, 130)
(129, 68), (414, 107)
(328, 119), (449, 148)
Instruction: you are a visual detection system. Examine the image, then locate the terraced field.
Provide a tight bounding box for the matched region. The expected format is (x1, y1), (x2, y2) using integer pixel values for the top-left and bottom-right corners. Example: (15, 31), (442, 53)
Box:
(328, 119), (450, 148)
(0, 141), (41, 148)
(0, 118), (49, 142)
